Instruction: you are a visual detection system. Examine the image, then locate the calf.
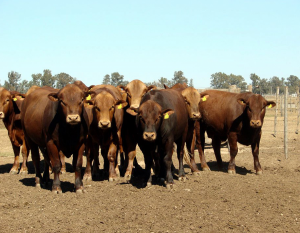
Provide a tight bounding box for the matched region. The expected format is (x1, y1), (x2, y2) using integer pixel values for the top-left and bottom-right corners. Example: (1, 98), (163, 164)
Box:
(84, 85), (127, 181)
(197, 90), (275, 174)
(132, 89), (189, 189)
(21, 84), (89, 193)
(0, 88), (28, 174)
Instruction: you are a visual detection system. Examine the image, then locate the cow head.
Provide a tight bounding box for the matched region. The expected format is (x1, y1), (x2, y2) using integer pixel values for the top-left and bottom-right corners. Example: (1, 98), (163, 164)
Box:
(181, 87), (206, 120)
(118, 80), (156, 115)
(48, 84), (88, 125)
(137, 100), (174, 141)
(85, 91), (127, 129)
(0, 88), (25, 120)
(237, 94), (276, 128)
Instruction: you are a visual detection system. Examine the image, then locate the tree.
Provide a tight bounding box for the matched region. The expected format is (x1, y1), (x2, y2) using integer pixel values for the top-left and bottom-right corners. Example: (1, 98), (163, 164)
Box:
(18, 80), (30, 93)
(228, 74), (247, 91)
(250, 73), (261, 94)
(269, 76), (284, 94)
(258, 78), (269, 94)
(29, 73), (42, 87)
(102, 74), (111, 85)
(110, 72), (126, 86)
(55, 72), (75, 89)
(172, 71), (188, 85)
(285, 75), (299, 94)
(210, 72), (229, 89)
(4, 71), (21, 91)
(189, 78), (194, 87)
(40, 69), (56, 87)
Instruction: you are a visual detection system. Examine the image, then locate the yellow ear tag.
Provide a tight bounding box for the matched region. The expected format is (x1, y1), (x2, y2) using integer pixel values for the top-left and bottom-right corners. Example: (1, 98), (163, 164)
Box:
(117, 104), (122, 109)
(13, 98), (17, 101)
(267, 104), (272, 108)
(164, 113), (169, 119)
(86, 95), (91, 100)
(202, 96), (207, 102)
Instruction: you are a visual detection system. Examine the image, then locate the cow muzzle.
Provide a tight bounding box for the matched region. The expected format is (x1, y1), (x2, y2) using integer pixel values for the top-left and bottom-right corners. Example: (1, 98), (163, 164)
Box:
(250, 120), (262, 128)
(130, 104), (139, 111)
(0, 112), (5, 119)
(66, 114), (81, 125)
(98, 120), (111, 129)
(143, 132), (156, 141)
(191, 112), (201, 120)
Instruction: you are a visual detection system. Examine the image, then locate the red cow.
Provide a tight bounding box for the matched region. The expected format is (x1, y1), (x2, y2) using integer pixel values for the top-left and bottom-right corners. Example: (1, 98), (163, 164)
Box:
(131, 89), (189, 189)
(196, 90), (276, 174)
(0, 88), (28, 174)
(21, 84), (90, 193)
(83, 85), (127, 181)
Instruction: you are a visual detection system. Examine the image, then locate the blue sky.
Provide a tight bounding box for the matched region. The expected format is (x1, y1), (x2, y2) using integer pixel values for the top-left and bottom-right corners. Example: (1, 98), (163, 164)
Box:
(0, 0), (299, 89)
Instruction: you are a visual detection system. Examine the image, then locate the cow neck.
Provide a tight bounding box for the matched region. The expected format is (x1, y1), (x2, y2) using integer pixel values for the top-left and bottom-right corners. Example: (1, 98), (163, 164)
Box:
(2, 103), (14, 130)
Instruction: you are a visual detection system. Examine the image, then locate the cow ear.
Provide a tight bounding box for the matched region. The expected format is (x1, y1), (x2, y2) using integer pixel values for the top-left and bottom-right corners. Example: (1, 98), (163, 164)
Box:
(115, 100), (128, 109)
(237, 98), (247, 106)
(87, 85), (95, 91)
(164, 84), (169, 89)
(146, 85), (156, 92)
(201, 94), (209, 102)
(84, 91), (96, 101)
(48, 93), (59, 102)
(126, 108), (138, 116)
(162, 109), (174, 120)
(266, 101), (276, 109)
(11, 93), (25, 101)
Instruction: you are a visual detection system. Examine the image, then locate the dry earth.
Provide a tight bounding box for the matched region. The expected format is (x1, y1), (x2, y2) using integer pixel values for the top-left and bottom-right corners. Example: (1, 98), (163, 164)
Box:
(0, 112), (299, 232)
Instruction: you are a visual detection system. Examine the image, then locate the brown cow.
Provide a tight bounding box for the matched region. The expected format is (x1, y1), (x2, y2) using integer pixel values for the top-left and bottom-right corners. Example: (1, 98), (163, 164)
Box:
(21, 84), (89, 193)
(164, 84), (210, 173)
(83, 85), (127, 181)
(131, 89), (189, 189)
(196, 90), (275, 174)
(117, 80), (155, 180)
(0, 88), (28, 174)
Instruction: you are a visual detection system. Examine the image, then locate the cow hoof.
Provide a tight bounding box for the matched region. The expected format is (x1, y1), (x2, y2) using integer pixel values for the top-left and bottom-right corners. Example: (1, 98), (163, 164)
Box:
(256, 170), (263, 175)
(178, 176), (186, 182)
(52, 188), (62, 194)
(19, 170), (28, 175)
(76, 188), (87, 194)
(109, 177), (117, 182)
(192, 171), (201, 176)
(147, 182), (152, 187)
(228, 170), (236, 175)
(202, 167), (211, 171)
(60, 169), (66, 174)
(9, 170), (18, 175)
(35, 183), (41, 189)
(166, 183), (174, 190)
(83, 174), (92, 181)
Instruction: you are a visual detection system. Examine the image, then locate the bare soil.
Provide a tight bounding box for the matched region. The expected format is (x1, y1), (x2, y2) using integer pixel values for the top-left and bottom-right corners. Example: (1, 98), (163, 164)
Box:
(0, 113), (299, 232)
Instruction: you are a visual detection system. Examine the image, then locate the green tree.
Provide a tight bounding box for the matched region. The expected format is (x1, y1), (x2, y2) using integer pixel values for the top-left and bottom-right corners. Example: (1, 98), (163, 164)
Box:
(285, 75), (299, 94)
(189, 78), (194, 87)
(258, 78), (269, 94)
(250, 73), (261, 94)
(18, 80), (30, 93)
(210, 72), (229, 89)
(29, 73), (42, 87)
(110, 72), (126, 86)
(228, 74), (247, 91)
(269, 76), (284, 94)
(40, 69), (56, 87)
(4, 71), (21, 91)
(55, 72), (75, 89)
(172, 71), (188, 85)
(103, 74), (111, 85)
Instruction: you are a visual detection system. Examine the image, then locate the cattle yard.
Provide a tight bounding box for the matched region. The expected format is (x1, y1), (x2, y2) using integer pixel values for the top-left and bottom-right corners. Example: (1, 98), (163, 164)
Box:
(0, 108), (299, 232)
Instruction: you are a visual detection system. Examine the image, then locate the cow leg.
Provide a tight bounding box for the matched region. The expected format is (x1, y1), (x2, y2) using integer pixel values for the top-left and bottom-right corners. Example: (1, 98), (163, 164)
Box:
(107, 142), (118, 182)
(10, 144), (20, 174)
(73, 144), (86, 193)
(212, 136), (223, 170)
(83, 138), (93, 181)
(164, 138), (175, 189)
(46, 141), (62, 194)
(197, 122), (210, 171)
(28, 142), (43, 188)
(124, 148), (136, 181)
(251, 133), (262, 175)
(19, 139), (29, 175)
(185, 128), (200, 174)
(59, 151), (66, 174)
(227, 133), (238, 174)
(176, 140), (186, 181)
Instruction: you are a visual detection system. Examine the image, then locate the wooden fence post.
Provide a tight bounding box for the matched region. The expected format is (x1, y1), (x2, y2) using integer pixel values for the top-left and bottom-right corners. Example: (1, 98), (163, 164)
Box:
(284, 86), (288, 159)
(281, 95), (284, 117)
(297, 87), (300, 134)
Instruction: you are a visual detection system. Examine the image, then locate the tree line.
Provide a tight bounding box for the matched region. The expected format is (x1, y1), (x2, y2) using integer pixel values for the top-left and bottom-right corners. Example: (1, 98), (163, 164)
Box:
(1, 69), (299, 95)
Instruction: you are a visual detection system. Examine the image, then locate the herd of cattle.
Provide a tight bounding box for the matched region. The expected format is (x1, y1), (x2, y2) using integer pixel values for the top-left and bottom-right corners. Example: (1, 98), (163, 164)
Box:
(0, 80), (276, 193)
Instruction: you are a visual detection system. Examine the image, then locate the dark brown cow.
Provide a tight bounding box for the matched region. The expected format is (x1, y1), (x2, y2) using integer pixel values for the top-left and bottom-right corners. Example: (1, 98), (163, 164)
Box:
(132, 89), (189, 189)
(21, 84), (89, 193)
(196, 90), (276, 174)
(117, 80), (155, 180)
(0, 88), (28, 174)
(83, 85), (127, 181)
(164, 83), (210, 173)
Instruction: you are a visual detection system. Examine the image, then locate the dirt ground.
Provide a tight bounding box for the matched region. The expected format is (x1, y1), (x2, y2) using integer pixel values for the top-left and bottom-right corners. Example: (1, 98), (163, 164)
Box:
(0, 112), (299, 232)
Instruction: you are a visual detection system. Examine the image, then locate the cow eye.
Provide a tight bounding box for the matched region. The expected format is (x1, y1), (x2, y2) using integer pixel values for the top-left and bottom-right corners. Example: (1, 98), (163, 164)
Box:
(6, 99), (10, 102)
(110, 106), (115, 110)
(248, 108), (252, 112)
(127, 92), (131, 98)
(95, 107), (100, 112)
(60, 101), (66, 106)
